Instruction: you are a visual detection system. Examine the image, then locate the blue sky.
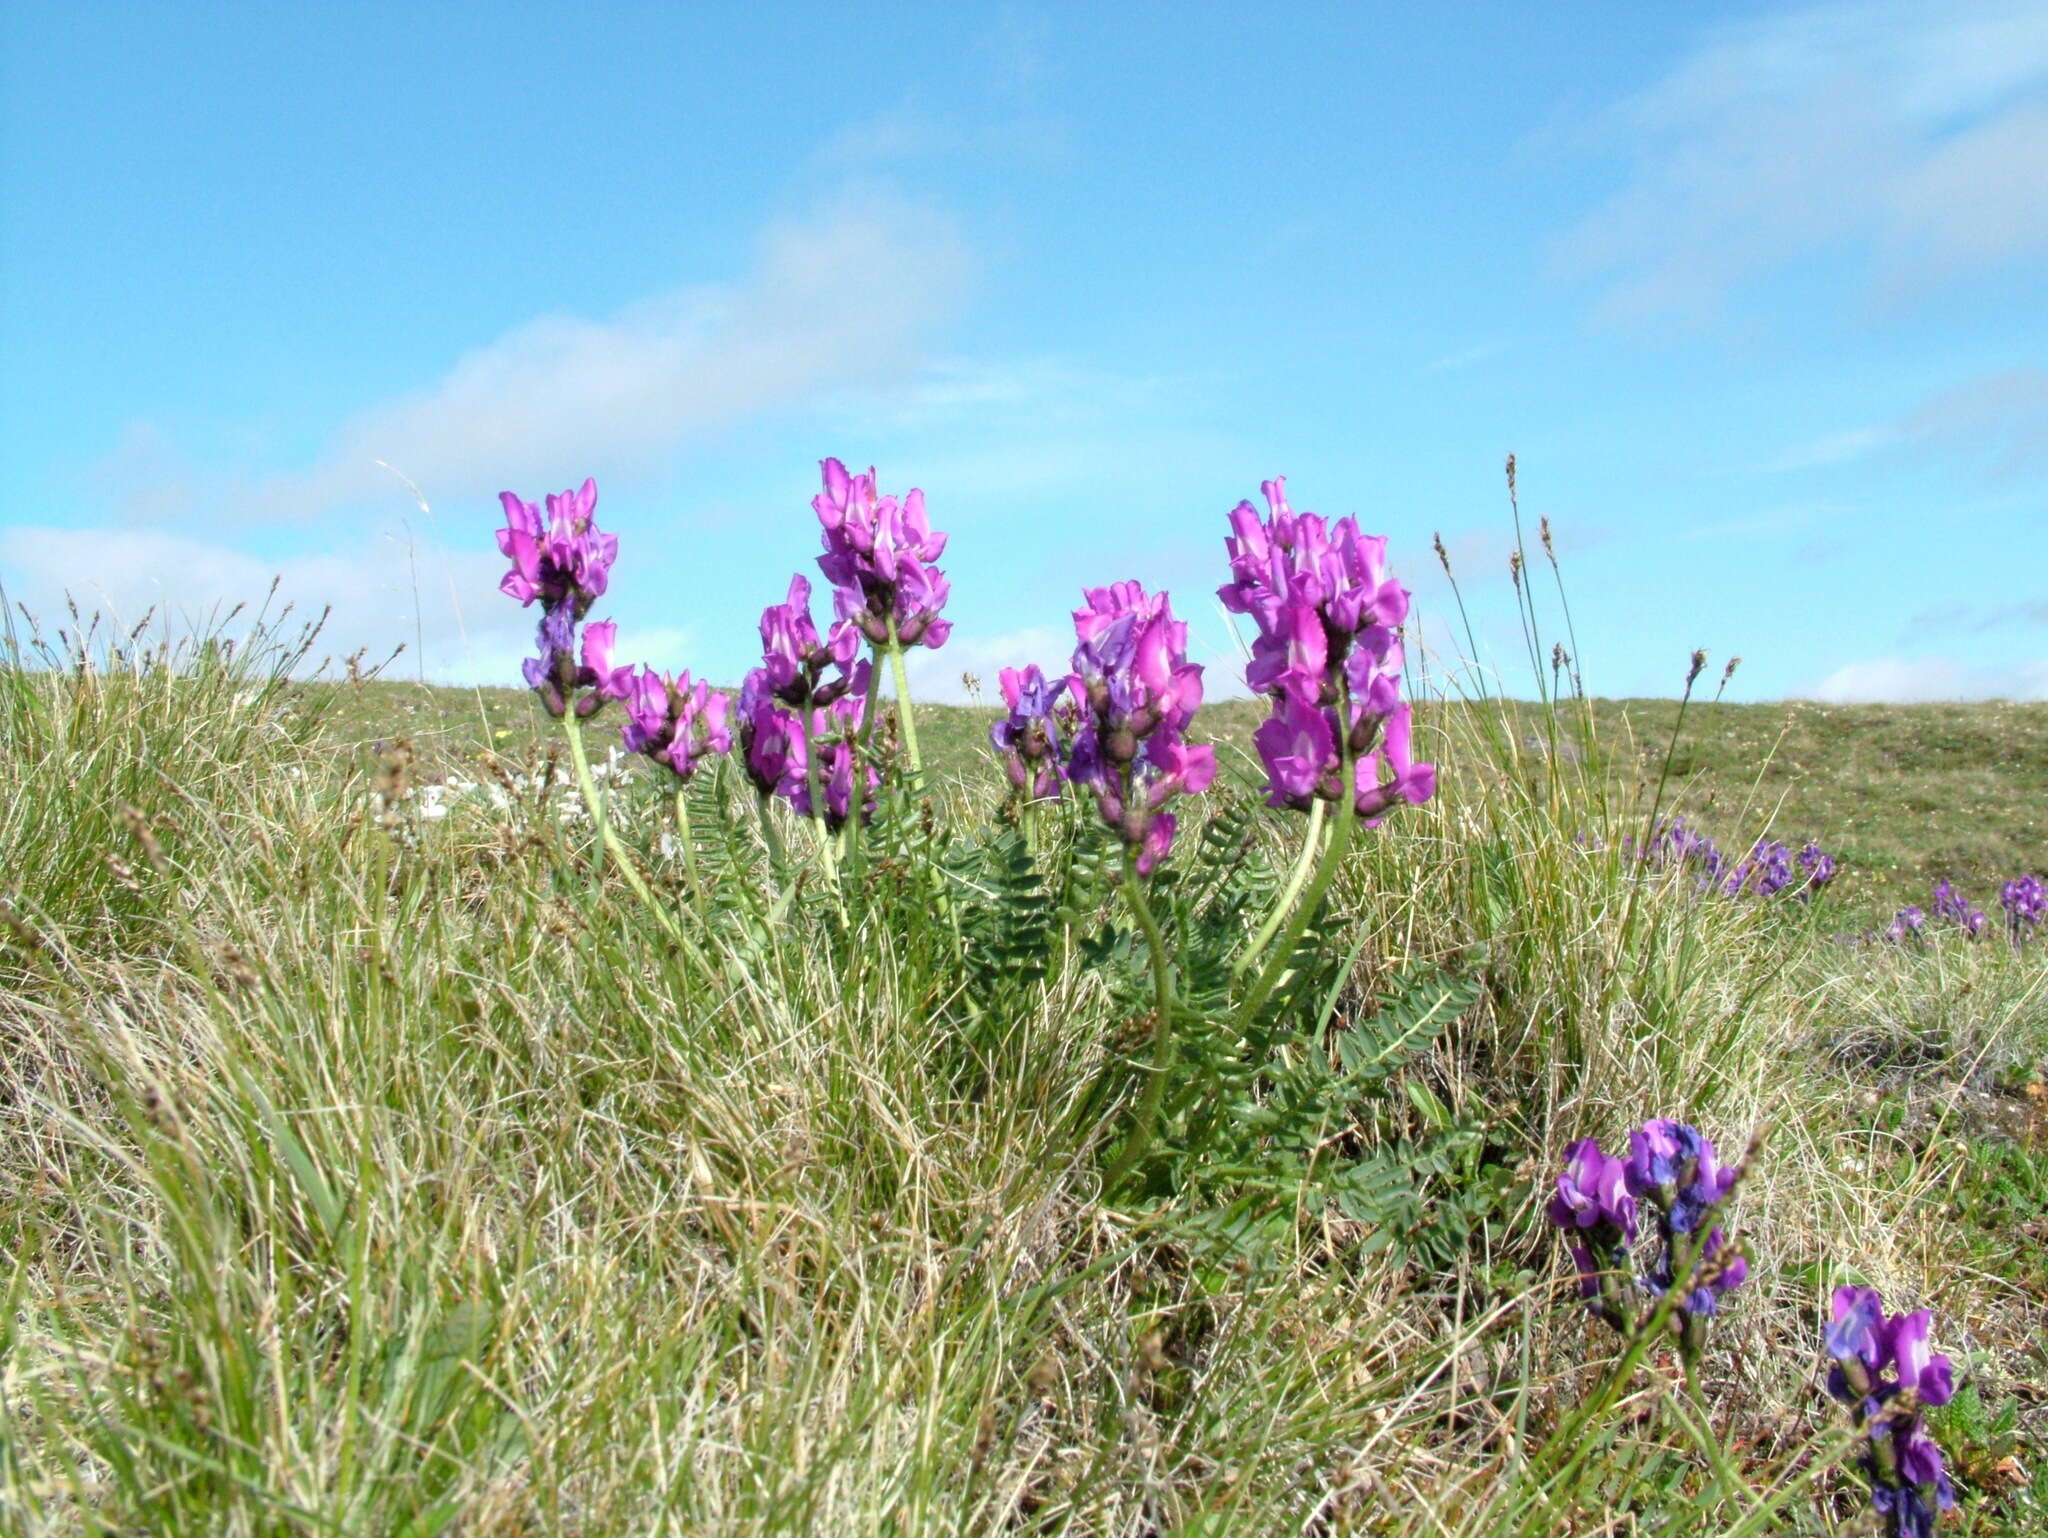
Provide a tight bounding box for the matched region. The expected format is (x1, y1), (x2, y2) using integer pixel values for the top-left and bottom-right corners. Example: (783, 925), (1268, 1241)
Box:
(3, 0), (2044, 703)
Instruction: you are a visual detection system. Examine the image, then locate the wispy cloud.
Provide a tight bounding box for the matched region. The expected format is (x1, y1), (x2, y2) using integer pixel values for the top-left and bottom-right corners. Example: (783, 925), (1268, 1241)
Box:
(1422, 341), (1507, 375)
(1807, 652), (2048, 701)
(96, 194), (971, 528)
(1549, 0), (2048, 324)
(1762, 427), (1893, 472)
(1765, 366), (2048, 478)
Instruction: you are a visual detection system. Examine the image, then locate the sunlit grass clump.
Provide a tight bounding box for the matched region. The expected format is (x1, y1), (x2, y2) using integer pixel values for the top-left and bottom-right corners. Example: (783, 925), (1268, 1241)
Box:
(0, 461), (2042, 1536)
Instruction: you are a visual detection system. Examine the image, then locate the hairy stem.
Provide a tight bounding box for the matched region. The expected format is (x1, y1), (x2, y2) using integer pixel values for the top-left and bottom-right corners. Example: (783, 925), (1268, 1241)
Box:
(673, 787), (707, 915)
(562, 718), (709, 972)
(885, 615), (923, 775)
(1235, 794), (1327, 980)
(1097, 847), (1177, 1195)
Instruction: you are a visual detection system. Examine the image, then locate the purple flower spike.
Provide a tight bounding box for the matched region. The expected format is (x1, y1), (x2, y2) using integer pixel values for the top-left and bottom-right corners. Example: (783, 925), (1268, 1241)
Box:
(990, 664), (1066, 802)
(619, 667), (731, 782)
(1884, 1310), (1955, 1409)
(760, 573), (866, 709)
(1065, 581), (1212, 871)
(1821, 1287), (1959, 1534)
(497, 478), (616, 619)
(735, 669), (807, 802)
(1888, 906), (1926, 942)
(2000, 873), (2045, 940)
(813, 457), (951, 651)
(1220, 477), (1433, 823)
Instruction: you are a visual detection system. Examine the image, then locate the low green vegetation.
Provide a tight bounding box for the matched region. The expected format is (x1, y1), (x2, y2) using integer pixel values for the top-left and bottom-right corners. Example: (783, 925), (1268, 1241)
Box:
(1, 620), (2042, 1534)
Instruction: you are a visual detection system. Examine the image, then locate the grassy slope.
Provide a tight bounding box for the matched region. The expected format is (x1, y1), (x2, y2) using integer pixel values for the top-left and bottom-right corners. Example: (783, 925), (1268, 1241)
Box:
(1, 641), (2043, 1534)
(319, 680), (2048, 921)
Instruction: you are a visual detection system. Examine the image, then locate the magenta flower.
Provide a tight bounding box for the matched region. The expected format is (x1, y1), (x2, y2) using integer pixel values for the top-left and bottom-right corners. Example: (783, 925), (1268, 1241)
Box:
(1223, 477), (1433, 823)
(990, 664), (1066, 802)
(1064, 581), (1214, 873)
(734, 669), (807, 802)
(759, 574), (867, 709)
(522, 612), (634, 719)
(619, 666), (730, 782)
(2000, 873), (2045, 939)
(793, 694), (879, 831)
(497, 478), (618, 618)
(812, 458), (952, 650)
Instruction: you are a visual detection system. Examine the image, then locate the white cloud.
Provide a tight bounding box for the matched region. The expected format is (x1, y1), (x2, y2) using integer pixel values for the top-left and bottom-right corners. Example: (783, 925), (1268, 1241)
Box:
(1549, 0), (2048, 323)
(100, 194), (971, 527)
(0, 522), (560, 687)
(900, 624), (1069, 705)
(1899, 367), (2048, 476)
(1808, 653), (2048, 701)
(1763, 426), (1894, 472)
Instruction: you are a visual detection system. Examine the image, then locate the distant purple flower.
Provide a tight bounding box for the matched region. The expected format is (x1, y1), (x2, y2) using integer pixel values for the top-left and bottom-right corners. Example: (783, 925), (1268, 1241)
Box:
(1725, 839), (1795, 898)
(1932, 878), (1987, 936)
(1798, 841), (1839, 896)
(1823, 1287), (1958, 1537)
(990, 664), (1066, 802)
(2000, 873), (2045, 940)
(1888, 906), (1926, 942)
(497, 478), (618, 618)
(813, 458), (952, 650)
(619, 667), (730, 782)
(1065, 581), (1213, 873)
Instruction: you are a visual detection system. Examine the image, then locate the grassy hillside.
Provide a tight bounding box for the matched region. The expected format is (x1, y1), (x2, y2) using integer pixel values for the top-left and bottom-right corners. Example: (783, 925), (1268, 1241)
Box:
(317, 678), (2048, 923)
(1, 629), (2042, 1534)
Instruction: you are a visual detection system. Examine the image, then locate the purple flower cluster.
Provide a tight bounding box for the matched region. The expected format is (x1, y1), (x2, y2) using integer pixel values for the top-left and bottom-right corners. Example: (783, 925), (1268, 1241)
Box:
(1067, 582), (1216, 874)
(1932, 879), (1987, 937)
(1889, 872), (2047, 946)
(1631, 819), (1838, 903)
(734, 577), (878, 830)
(620, 668), (730, 783)
(1221, 478), (1435, 822)
(499, 480), (630, 719)
(813, 459), (952, 651)
(989, 664), (1066, 804)
(1547, 1120), (1750, 1348)
(1825, 1287), (1957, 1538)
(1999, 873), (2044, 941)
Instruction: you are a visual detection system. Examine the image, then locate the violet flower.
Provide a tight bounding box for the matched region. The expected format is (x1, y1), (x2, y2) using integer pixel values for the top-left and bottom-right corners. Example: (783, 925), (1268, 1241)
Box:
(734, 669), (806, 803)
(522, 613), (634, 720)
(1824, 1287), (1958, 1538)
(787, 693), (879, 832)
(1547, 1136), (1638, 1326)
(812, 458), (952, 650)
(1888, 906), (1926, 942)
(619, 666), (730, 782)
(990, 664), (1065, 802)
(1999, 873), (2044, 940)
(1798, 841), (1839, 897)
(1932, 878), (1987, 937)
(497, 479), (618, 618)
(1065, 581), (1214, 875)
(1223, 478), (1435, 823)
(759, 574), (869, 709)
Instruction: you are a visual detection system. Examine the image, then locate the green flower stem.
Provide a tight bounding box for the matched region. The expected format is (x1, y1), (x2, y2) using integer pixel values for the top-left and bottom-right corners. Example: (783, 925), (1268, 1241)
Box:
(756, 789), (789, 873)
(673, 787), (708, 915)
(796, 706), (842, 895)
(1234, 795), (1327, 980)
(1097, 847), (1177, 1195)
(884, 615), (923, 776)
(562, 717), (712, 974)
(1237, 788), (1354, 1028)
